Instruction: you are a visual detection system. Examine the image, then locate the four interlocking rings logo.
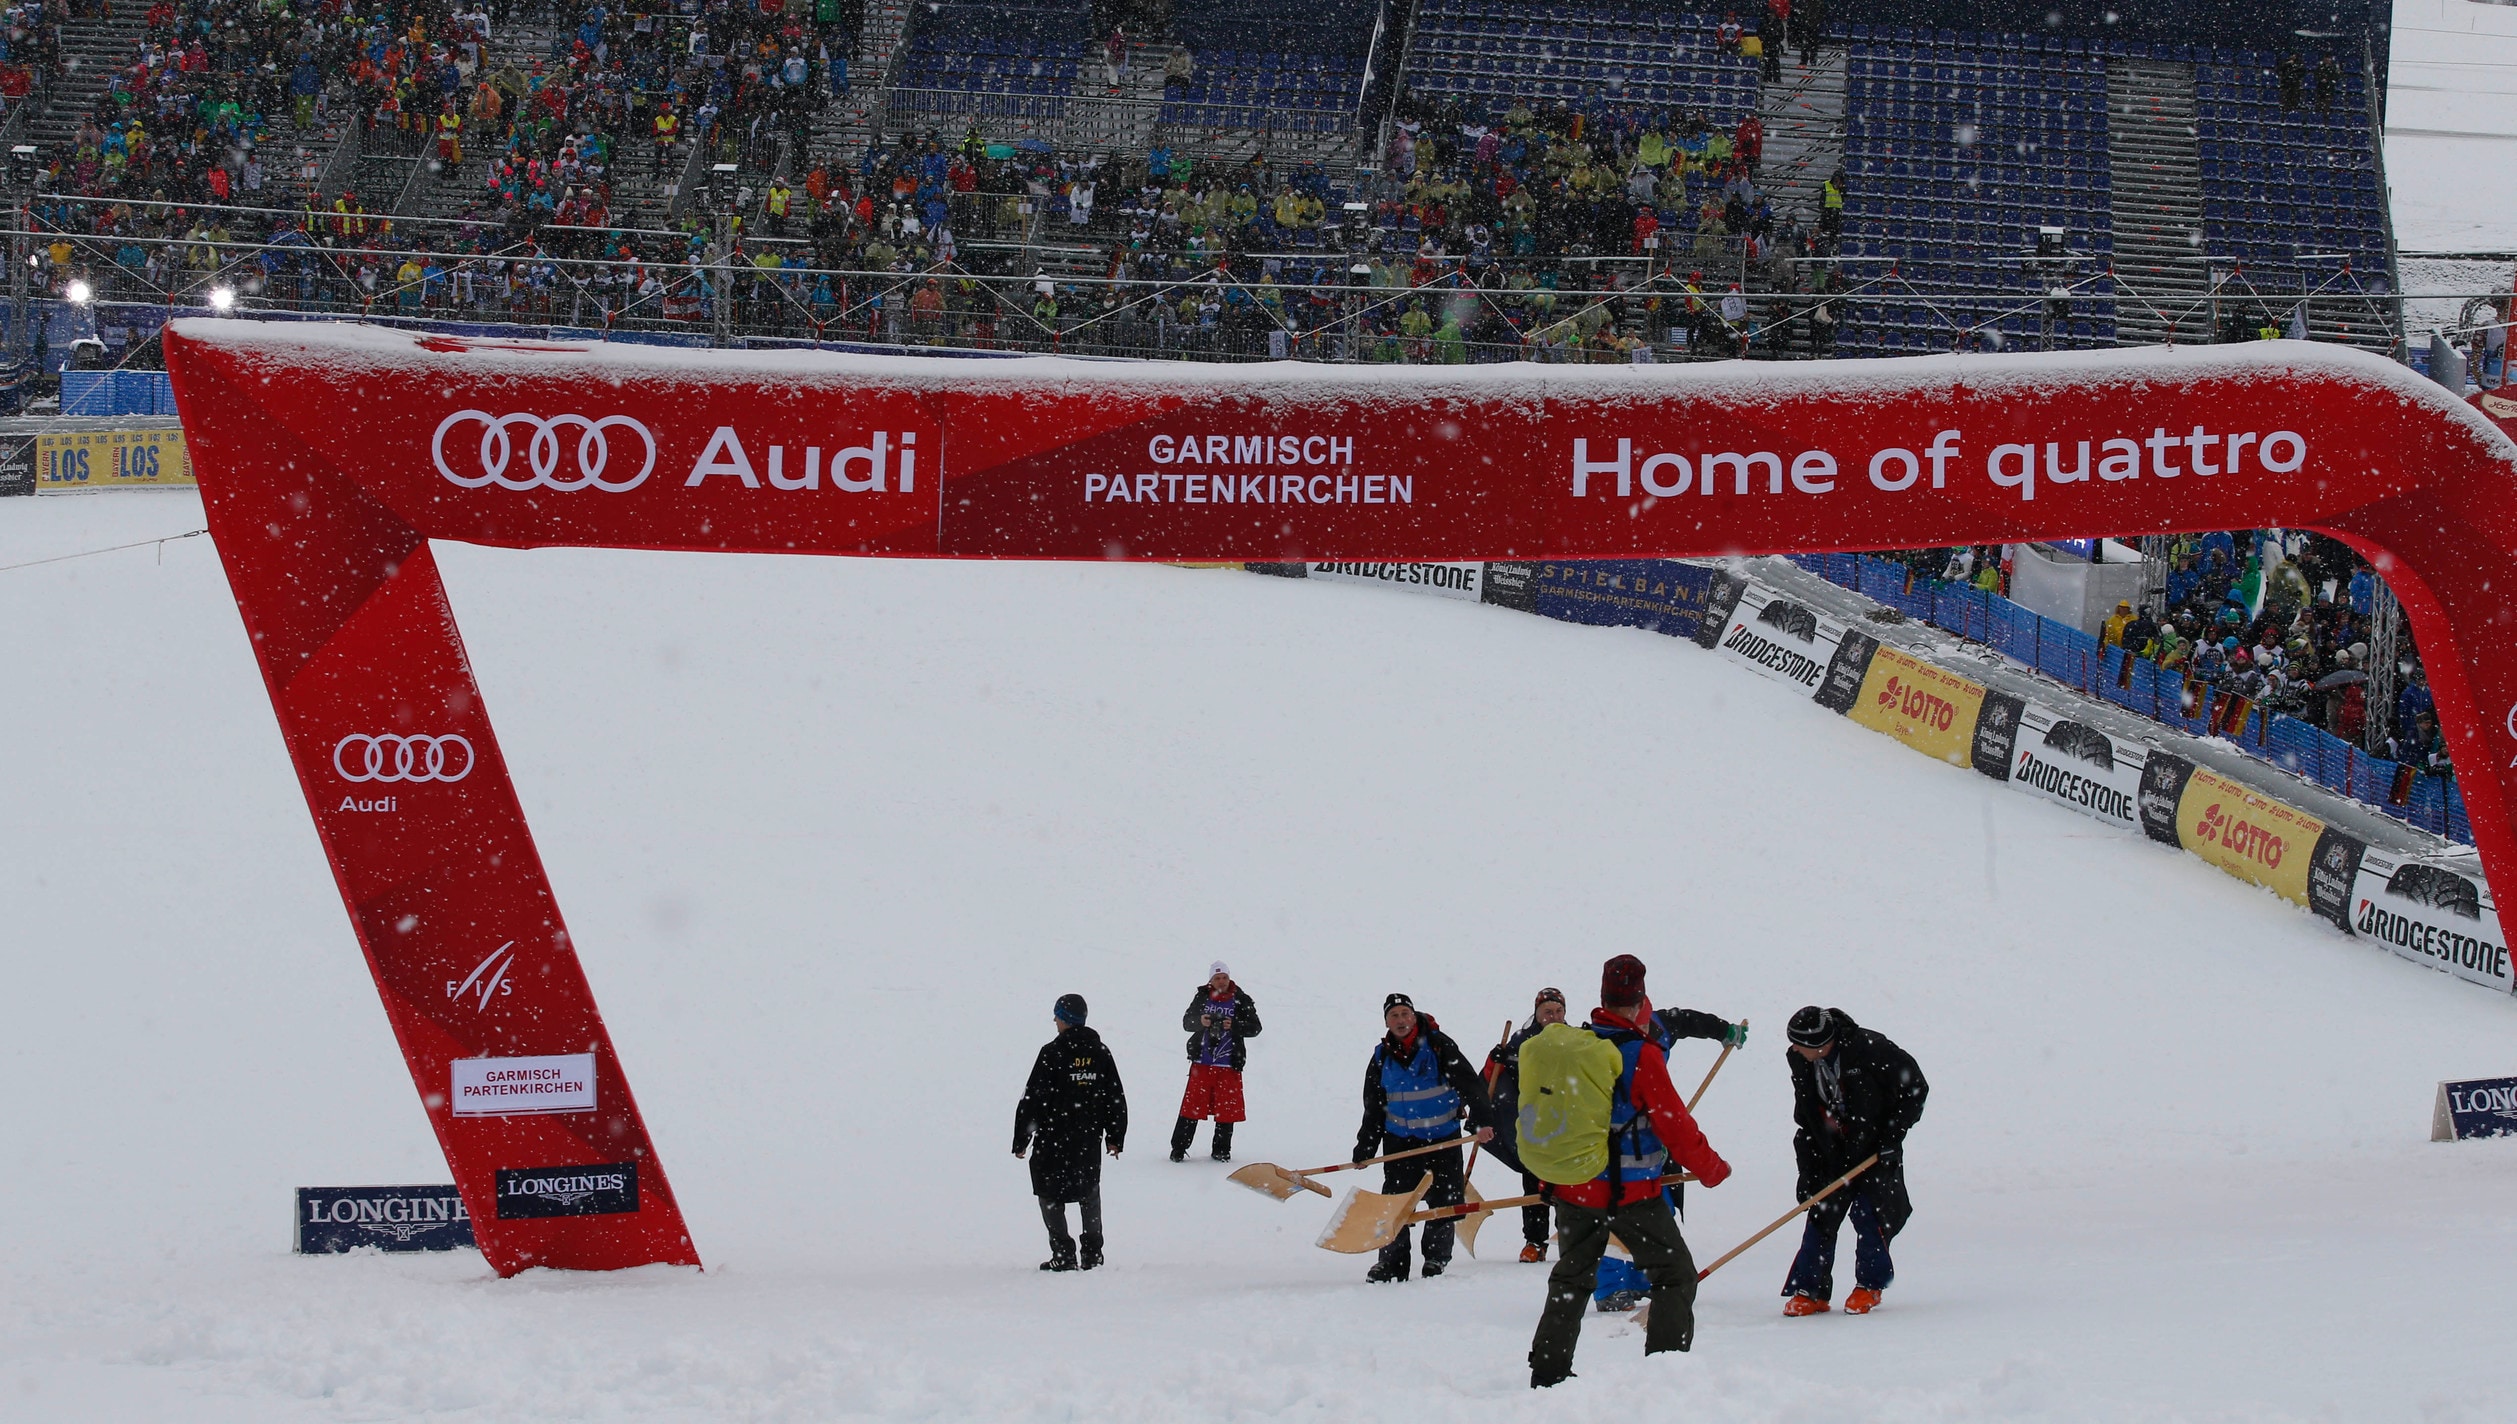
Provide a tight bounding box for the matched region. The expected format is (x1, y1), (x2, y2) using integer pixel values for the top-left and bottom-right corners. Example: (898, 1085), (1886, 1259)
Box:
(432, 410), (656, 492)
(335, 734), (476, 783)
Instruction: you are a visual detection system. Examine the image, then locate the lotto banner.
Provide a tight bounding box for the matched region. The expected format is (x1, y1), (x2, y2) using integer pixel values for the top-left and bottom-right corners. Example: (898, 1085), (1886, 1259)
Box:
(160, 321), (2517, 1276)
(2171, 766), (2363, 927)
(34, 426), (192, 489)
(1844, 644), (1989, 768)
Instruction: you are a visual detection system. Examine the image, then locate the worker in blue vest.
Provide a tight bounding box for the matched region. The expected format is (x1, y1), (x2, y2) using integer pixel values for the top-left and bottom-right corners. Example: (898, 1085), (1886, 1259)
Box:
(1352, 992), (1494, 1282)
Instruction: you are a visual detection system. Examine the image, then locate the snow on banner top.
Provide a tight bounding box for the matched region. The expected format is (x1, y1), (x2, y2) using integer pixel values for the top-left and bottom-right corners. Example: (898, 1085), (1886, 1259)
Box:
(163, 316), (2499, 416)
(161, 319), (2517, 570)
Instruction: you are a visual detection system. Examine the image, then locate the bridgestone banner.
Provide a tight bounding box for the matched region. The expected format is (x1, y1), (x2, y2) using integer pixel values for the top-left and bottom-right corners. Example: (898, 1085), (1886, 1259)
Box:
(161, 320), (2517, 1275)
(2005, 704), (2147, 833)
(2352, 850), (2511, 990)
(1705, 577), (1846, 694)
(1304, 561), (1487, 600)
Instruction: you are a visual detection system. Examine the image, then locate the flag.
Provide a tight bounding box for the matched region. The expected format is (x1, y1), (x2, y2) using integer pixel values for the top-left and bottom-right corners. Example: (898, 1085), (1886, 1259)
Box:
(2216, 692), (2254, 739)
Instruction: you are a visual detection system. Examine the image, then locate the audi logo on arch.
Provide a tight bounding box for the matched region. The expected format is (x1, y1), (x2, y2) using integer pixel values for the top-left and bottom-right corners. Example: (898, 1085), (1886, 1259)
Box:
(335, 734), (476, 783)
(432, 411), (656, 493)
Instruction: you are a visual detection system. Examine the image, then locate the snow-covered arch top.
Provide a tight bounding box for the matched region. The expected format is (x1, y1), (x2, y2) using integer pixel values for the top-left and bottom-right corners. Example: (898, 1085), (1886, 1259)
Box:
(163, 319), (2517, 1276)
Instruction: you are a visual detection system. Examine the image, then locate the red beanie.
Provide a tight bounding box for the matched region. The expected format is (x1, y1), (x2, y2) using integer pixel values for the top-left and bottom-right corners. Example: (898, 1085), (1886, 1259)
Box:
(1601, 954), (1647, 1009)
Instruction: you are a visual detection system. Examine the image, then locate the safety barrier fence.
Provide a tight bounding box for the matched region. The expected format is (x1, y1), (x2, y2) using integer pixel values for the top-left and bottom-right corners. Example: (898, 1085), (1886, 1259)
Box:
(1787, 551), (2470, 844)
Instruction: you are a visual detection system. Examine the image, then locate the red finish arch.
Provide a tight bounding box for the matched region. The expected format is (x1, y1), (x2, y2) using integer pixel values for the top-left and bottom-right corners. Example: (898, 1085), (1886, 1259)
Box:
(163, 320), (2517, 1275)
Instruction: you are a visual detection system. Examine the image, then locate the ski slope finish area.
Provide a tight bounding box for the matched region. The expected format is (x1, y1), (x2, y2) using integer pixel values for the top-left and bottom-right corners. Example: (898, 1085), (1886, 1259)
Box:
(4, 492), (2513, 1422)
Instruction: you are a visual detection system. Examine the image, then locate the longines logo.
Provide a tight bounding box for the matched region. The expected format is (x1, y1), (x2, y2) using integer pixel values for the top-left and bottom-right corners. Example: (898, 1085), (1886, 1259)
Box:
(495, 1161), (640, 1219)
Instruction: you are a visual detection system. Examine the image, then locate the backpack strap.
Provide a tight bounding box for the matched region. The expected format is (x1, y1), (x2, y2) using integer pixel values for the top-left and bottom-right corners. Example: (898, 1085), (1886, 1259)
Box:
(1589, 1024), (1647, 1194)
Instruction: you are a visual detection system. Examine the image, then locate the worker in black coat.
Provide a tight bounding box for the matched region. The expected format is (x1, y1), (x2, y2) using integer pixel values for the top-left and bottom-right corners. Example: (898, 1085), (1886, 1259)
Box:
(1013, 993), (1128, 1272)
(1352, 993), (1494, 1282)
(1780, 1006), (1927, 1315)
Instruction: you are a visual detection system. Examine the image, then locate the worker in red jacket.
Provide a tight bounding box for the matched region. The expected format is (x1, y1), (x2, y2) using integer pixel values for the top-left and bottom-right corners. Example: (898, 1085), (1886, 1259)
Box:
(1529, 955), (1732, 1389)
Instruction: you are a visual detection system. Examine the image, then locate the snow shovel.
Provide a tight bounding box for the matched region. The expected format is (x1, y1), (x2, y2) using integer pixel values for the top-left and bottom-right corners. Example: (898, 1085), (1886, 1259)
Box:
(1628, 1155), (1880, 1328)
(1694, 1154), (1880, 1282)
(1314, 1172), (1436, 1252)
(1230, 1136), (1470, 1202)
(1316, 1176), (1545, 1256)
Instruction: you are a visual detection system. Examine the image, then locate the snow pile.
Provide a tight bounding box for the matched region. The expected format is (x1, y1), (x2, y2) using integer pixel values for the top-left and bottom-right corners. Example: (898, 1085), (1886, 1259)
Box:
(4, 491), (2517, 1421)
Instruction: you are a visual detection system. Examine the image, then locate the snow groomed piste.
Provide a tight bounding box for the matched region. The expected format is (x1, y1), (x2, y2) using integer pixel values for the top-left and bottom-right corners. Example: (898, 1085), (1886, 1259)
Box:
(1254, 557), (2508, 993)
(161, 319), (2517, 1276)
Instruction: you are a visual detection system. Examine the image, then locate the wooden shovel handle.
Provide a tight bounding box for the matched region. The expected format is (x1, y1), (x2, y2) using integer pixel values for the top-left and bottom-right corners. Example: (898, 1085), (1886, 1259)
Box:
(1298, 1135), (1469, 1180)
(1695, 1153), (1879, 1282)
(1688, 1019), (1743, 1113)
(1404, 1192), (1544, 1226)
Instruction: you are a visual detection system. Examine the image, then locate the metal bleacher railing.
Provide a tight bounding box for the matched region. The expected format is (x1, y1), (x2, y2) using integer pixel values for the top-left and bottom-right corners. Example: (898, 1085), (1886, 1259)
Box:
(1789, 551), (2471, 845)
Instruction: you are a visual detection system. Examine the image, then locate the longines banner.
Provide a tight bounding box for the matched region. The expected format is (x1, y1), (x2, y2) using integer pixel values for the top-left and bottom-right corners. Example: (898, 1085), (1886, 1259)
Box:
(295, 1185), (475, 1254)
(2431, 1075), (2517, 1140)
(161, 321), (2517, 1275)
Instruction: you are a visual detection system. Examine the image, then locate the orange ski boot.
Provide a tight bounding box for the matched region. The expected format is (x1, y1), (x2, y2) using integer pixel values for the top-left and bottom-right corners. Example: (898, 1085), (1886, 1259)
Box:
(1783, 1294), (1831, 1317)
(1518, 1243), (1548, 1264)
(1844, 1288), (1882, 1314)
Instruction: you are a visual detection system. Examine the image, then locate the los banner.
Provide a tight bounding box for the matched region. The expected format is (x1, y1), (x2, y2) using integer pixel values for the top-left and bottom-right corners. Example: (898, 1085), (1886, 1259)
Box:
(34, 427), (192, 489)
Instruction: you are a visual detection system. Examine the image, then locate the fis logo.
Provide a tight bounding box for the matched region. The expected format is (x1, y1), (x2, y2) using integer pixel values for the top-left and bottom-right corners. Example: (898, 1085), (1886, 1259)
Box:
(448, 942), (517, 1011)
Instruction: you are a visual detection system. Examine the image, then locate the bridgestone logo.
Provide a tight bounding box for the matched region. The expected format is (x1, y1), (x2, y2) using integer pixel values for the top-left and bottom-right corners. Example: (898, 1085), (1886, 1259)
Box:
(2014, 750), (2135, 822)
(2357, 900), (2510, 979)
(1721, 622), (1824, 686)
(1311, 562), (1475, 591)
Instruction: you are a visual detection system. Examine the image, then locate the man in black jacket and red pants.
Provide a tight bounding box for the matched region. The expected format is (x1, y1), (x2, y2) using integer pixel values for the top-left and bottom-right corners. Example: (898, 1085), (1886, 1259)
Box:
(1781, 1005), (1927, 1316)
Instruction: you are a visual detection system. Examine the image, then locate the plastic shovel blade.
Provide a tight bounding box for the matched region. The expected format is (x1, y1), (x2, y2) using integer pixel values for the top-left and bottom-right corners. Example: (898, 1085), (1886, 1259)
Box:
(1313, 1173), (1434, 1254)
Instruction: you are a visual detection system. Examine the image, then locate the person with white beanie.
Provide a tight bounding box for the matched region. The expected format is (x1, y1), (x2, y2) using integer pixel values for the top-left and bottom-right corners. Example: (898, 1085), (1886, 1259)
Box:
(1170, 962), (1262, 1162)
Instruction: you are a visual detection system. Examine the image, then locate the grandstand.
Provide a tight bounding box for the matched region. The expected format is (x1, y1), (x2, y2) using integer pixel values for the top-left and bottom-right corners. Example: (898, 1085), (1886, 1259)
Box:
(0, 0), (2405, 363)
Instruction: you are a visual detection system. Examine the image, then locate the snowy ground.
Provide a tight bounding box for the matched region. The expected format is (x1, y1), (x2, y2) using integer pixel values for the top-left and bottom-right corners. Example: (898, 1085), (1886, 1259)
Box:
(2387, 0), (2517, 252)
(7, 491), (2517, 1421)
